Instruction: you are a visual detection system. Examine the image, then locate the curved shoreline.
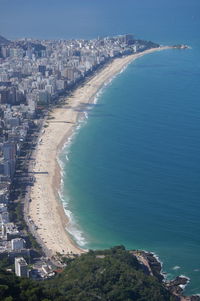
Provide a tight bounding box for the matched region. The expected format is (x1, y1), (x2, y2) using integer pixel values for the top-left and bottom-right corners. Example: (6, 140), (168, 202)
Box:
(28, 46), (173, 257)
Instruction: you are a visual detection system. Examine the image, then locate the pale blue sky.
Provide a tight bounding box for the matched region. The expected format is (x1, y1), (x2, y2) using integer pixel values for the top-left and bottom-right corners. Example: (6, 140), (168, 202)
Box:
(0, 0), (199, 40)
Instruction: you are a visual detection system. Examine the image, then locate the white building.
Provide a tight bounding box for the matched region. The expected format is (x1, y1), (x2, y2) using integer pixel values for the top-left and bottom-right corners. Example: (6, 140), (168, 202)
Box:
(1, 224), (7, 239)
(15, 257), (28, 277)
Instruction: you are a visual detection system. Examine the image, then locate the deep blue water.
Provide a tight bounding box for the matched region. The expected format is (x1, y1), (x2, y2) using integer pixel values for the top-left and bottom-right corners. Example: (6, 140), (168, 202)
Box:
(58, 1), (200, 295)
(60, 42), (200, 294)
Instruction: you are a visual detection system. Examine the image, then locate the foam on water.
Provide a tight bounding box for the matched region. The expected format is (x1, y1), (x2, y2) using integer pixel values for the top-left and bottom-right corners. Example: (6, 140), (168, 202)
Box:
(56, 117), (91, 248)
(64, 206), (87, 247)
(57, 60), (137, 249)
(56, 91), (104, 248)
(179, 276), (191, 291)
(58, 181), (87, 247)
(172, 266), (181, 270)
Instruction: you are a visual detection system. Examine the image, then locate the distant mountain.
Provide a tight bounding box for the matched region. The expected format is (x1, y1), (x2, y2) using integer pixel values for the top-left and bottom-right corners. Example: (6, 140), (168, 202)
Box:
(0, 35), (11, 45)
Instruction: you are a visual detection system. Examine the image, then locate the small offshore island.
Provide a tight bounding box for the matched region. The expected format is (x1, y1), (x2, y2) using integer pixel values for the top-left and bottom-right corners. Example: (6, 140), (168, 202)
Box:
(0, 33), (195, 300)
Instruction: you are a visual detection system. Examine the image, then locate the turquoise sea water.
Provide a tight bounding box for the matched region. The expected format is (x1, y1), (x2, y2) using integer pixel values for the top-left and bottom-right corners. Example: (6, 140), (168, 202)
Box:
(58, 1), (200, 295)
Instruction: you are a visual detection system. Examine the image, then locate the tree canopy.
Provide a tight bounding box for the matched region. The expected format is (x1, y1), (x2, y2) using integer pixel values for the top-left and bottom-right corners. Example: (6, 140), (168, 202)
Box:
(0, 246), (176, 301)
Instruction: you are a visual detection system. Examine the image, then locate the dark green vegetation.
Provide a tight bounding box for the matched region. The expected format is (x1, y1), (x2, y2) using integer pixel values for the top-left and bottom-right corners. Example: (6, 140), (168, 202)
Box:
(0, 246), (176, 301)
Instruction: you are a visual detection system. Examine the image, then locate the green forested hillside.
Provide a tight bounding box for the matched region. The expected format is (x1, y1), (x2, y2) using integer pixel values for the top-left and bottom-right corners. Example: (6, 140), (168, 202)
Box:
(0, 246), (176, 301)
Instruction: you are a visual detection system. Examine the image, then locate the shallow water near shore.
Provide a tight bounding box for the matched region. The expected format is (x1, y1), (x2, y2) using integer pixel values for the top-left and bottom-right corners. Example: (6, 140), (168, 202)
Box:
(60, 41), (200, 295)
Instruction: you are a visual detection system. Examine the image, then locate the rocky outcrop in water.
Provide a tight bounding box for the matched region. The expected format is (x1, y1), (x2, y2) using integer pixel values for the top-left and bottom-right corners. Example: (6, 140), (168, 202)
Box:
(131, 250), (200, 301)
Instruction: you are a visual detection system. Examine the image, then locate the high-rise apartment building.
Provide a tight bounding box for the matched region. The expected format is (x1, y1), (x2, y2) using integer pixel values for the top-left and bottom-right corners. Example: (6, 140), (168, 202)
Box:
(15, 257), (28, 278)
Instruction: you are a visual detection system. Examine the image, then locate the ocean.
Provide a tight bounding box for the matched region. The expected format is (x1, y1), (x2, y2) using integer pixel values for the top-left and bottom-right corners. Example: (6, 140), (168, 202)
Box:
(58, 0), (200, 295)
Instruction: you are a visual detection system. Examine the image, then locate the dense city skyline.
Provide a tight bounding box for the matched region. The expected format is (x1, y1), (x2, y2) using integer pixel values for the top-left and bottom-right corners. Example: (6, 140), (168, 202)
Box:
(0, 32), (161, 279)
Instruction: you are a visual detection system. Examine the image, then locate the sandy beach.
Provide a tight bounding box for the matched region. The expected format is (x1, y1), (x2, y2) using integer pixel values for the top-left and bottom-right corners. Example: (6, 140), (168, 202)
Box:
(28, 46), (172, 257)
